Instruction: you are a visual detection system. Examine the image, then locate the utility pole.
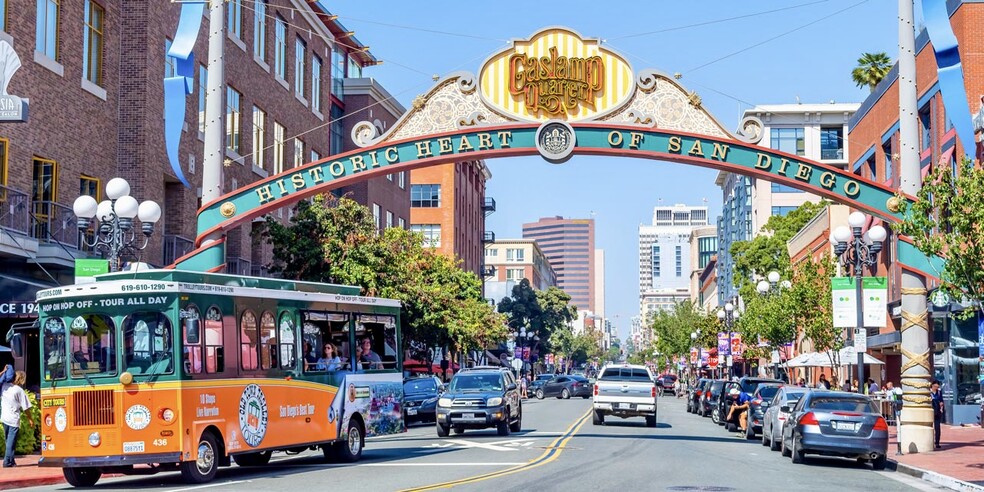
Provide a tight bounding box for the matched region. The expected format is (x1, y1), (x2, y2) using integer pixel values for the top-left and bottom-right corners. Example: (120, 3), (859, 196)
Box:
(199, 0), (227, 262)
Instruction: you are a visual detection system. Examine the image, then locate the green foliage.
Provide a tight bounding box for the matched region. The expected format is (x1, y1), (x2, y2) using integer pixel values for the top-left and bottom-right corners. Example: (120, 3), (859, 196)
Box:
(496, 280), (577, 353)
(736, 288), (797, 361)
(258, 194), (507, 362)
(603, 346), (621, 363)
(792, 253), (841, 364)
(549, 327), (601, 366)
(0, 390), (40, 454)
(851, 52), (893, 92)
(731, 201), (827, 296)
(896, 159), (984, 312)
(650, 300), (718, 363)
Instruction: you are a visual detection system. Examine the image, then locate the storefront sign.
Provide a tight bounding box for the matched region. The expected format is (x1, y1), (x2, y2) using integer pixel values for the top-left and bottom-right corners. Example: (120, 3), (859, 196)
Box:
(0, 301), (38, 318)
(832, 277), (887, 328)
(0, 40), (29, 122)
(75, 259), (110, 278)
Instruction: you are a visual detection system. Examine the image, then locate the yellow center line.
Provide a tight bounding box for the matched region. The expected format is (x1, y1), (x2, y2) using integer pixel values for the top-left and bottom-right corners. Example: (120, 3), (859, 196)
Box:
(399, 409), (593, 492)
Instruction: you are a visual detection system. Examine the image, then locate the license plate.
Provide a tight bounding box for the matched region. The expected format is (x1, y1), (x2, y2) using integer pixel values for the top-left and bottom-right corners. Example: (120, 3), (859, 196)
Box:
(618, 403), (632, 410)
(122, 441), (145, 453)
(461, 413), (475, 419)
(833, 421), (859, 432)
(407, 409), (418, 415)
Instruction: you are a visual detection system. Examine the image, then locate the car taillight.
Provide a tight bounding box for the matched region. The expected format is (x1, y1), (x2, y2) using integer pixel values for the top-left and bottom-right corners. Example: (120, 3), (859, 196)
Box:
(873, 417), (888, 431)
(593, 384), (599, 396)
(696, 391), (703, 397)
(799, 412), (819, 426)
(651, 386), (657, 398)
(752, 398), (762, 405)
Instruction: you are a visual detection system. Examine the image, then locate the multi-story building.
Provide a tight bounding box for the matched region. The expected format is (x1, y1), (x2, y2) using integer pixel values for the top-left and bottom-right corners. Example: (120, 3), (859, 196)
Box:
(594, 249), (606, 318)
(846, 0), (982, 423)
(688, 225), (718, 310)
(696, 255), (719, 314)
(639, 204), (708, 320)
(716, 103), (859, 302)
(409, 161), (492, 279)
(522, 217), (595, 312)
(483, 239), (556, 291)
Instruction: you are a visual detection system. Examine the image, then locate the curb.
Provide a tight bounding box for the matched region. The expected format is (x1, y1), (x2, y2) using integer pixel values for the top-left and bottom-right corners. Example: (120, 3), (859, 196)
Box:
(891, 460), (984, 492)
(0, 476), (65, 490)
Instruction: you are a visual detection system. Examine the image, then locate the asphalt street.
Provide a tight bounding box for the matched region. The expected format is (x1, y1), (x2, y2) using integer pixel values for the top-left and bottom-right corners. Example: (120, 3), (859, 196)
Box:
(23, 394), (946, 492)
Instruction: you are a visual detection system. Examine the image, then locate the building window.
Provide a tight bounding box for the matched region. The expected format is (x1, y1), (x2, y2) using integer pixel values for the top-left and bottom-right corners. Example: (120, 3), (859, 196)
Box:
(386, 173), (393, 181)
(272, 122), (284, 174)
(398, 172), (405, 189)
(252, 0), (265, 59)
(347, 56), (361, 78)
(197, 64), (208, 134)
(506, 248), (526, 262)
(252, 106), (265, 169)
(82, 0), (103, 85)
(410, 224), (441, 247)
(227, 0), (242, 39)
(225, 87), (242, 154)
(506, 268), (524, 281)
(274, 16), (286, 80)
(311, 55), (322, 113)
(385, 211), (393, 229)
(819, 127), (844, 160)
(79, 175), (98, 251)
(410, 184), (441, 207)
(32, 157), (58, 240)
(883, 142), (893, 182)
(771, 206), (798, 217)
(867, 157), (877, 180)
(310, 150), (320, 162)
(770, 128), (805, 156)
(372, 203), (380, 231)
(770, 182), (801, 193)
(293, 138), (304, 168)
(294, 37), (306, 97)
(330, 106), (344, 154)
(919, 105), (932, 151)
(651, 245), (660, 276)
(485, 248), (497, 258)
(398, 217), (405, 229)
(1, 0), (6, 32)
(0, 138), (7, 186)
(36, 0), (59, 60)
(331, 48), (345, 101)
(164, 39), (176, 78)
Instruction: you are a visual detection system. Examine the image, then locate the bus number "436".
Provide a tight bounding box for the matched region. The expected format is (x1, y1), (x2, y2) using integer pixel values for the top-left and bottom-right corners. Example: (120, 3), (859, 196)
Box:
(152, 439), (168, 447)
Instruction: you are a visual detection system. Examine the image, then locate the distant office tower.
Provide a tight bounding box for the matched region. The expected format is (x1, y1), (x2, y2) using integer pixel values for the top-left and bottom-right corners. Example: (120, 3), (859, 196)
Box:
(522, 217), (595, 312)
(639, 204), (709, 321)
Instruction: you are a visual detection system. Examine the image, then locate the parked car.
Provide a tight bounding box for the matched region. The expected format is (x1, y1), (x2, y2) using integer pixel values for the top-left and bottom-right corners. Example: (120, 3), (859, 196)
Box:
(719, 377), (783, 432)
(686, 378), (710, 414)
(703, 379), (726, 422)
(435, 368), (522, 437)
(742, 383), (784, 439)
(592, 363), (658, 427)
(403, 376), (444, 425)
(535, 375), (592, 399)
(656, 374), (679, 396)
(780, 391), (889, 469)
(762, 386), (808, 451)
(529, 374), (555, 395)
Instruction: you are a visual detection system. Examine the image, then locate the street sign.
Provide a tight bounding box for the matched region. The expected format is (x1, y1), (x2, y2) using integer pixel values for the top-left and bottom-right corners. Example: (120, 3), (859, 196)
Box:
(832, 277), (887, 328)
(854, 328), (867, 353)
(511, 358), (522, 371)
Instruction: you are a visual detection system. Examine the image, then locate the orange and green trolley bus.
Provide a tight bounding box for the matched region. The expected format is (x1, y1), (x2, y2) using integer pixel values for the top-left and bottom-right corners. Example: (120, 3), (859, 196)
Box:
(34, 269), (405, 486)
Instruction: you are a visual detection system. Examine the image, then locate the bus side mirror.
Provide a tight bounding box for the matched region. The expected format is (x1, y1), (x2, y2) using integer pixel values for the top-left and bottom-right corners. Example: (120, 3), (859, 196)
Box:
(184, 319), (200, 344)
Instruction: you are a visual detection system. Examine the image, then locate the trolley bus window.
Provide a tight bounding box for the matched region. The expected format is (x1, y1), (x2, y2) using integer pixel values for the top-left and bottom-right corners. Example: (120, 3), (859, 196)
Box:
(123, 312), (173, 375)
(204, 306), (224, 373)
(240, 310), (259, 371)
(43, 317), (66, 381)
(259, 311), (277, 370)
(356, 315), (397, 371)
(278, 312), (296, 370)
(181, 305), (203, 374)
(69, 314), (116, 377)
(301, 312), (348, 373)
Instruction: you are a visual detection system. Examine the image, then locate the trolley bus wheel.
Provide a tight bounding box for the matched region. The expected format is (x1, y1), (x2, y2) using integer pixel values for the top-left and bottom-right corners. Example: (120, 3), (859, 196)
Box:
(181, 432), (219, 484)
(333, 419), (364, 463)
(63, 467), (101, 487)
(232, 450), (272, 467)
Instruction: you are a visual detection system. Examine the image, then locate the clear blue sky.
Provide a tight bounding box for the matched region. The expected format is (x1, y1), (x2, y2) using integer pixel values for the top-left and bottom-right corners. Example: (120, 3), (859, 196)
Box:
(330, 1), (909, 340)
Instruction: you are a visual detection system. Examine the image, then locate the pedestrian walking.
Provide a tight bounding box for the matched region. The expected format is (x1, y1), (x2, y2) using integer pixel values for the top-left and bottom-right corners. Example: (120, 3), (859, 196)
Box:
(1, 365), (32, 468)
(818, 374), (831, 390)
(520, 373), (528, 399)
(931, 380), (944, 448)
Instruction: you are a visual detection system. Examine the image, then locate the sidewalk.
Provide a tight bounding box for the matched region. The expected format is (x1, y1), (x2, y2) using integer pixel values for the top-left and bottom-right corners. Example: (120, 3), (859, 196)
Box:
(0, 454), (65, 490)
(888, 423), (984, 491)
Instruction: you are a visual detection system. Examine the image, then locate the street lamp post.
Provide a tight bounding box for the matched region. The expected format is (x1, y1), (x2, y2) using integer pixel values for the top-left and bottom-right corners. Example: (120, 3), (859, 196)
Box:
(73, 178), (162, 272)
(690, 330), (700, 383)
(832, 211), (887, 393)
(757, 270), (793, 380)
(717, 302), (739, 379)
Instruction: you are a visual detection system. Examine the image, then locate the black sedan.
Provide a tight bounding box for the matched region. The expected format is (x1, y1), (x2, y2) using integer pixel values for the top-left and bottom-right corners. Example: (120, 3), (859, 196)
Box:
(528, 374), (555, 395)
(535, 375), (592, 399)
(403, 376), (443, 424)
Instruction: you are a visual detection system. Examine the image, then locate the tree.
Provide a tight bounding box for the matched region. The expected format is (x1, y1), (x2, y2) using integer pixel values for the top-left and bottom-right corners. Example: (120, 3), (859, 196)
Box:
(791, 253), (841, 367)
(851, 52), (893, 93)
(497, 280), (577, 353)
(649, 300), (718, 371)
(896, 160), (984, 312)
(736, 288), (796, 362)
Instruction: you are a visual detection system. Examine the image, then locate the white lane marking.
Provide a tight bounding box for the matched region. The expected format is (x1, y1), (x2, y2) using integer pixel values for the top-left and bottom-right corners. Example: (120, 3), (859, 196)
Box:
(165, 480), (251, 492)
(420, 438), (537, 452)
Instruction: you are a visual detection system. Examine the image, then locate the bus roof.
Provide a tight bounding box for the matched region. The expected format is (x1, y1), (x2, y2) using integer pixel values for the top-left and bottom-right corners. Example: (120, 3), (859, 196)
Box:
(93, 269), (362, 295)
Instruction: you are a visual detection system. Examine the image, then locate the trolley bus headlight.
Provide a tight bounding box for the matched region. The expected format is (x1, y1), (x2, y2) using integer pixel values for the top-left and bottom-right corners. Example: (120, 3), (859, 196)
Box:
(437, 398), (452, 408)
(159, 408), (176, 424)
(88, 432), (101, 447)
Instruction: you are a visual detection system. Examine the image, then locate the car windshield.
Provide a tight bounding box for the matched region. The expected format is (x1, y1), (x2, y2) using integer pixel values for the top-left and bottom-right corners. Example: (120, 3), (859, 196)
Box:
(809, 398), (877, 413)
(450, 374), (503, 392)
(405, 378), (438, 393)
(757, 386), (781, 400)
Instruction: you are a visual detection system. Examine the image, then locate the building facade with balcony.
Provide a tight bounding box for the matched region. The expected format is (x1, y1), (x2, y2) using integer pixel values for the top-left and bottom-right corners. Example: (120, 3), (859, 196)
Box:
(716, 102), (859, 302)
(483, 239), (556, 292)
(522, 216), (595, 312)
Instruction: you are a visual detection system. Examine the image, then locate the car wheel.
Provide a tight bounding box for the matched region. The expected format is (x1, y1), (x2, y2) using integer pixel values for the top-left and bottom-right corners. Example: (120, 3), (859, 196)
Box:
(452, 426), (465, 435)
(592, 410), (604, 425)
(180, 431), (219, 484)
(726, 422), (736, 432)
(769, 429), (781, 451)
(509, 405), (522, 433)
(581, 395), (589, 399)
(761, 429), (769, 446)
(790, 437), (805, 464)
(63, 467), (102, 487)
(780, 434), (791, 457)
(561, 389), (571, 399)
(646, 415), (657, 427)
(746, 424), (755, 440)
(711, 408), (720, 424)
(497, 420), (510, 436)
(536, 389), (544, 400)
(436, 422), (450, 437)
(872, 454), (887, 470)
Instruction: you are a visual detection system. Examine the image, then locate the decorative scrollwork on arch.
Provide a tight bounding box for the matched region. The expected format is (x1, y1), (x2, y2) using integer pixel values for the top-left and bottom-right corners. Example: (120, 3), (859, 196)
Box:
(733, 116), (764, 144)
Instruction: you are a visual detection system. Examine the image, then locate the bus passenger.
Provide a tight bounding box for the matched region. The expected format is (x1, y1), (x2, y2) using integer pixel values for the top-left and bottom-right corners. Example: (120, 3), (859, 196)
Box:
(360, 337), (383, 370)
(316, 343), (341, 371)
(303, 342), (318, 371)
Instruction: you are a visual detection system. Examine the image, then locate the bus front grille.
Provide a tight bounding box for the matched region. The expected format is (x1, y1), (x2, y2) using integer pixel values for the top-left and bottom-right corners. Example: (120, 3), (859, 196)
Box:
(73, 389), (115, 427)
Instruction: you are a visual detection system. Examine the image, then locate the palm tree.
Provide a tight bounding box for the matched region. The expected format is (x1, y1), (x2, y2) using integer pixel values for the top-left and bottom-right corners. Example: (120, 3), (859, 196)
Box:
(851, 52), (893, 92)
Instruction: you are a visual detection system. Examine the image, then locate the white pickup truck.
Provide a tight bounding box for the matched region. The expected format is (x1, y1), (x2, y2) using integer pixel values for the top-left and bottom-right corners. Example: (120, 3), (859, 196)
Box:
(592, 364), (658, 427)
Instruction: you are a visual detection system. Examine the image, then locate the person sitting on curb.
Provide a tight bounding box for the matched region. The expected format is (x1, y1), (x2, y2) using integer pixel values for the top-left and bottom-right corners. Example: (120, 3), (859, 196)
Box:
(726, 387), (752, 436)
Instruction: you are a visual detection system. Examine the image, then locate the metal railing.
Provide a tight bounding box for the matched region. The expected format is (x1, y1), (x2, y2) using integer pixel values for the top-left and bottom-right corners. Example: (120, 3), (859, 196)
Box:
(226, 256), (252, 276)
(32, 200), (79, 248)
(483, 231), (495, 243)
(0, 185), (30, 236)
(483, 197), (496, 216)
(251, 264), (274, 278)
(163, 234), (194, 266)
(821, 148), (844, 160)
